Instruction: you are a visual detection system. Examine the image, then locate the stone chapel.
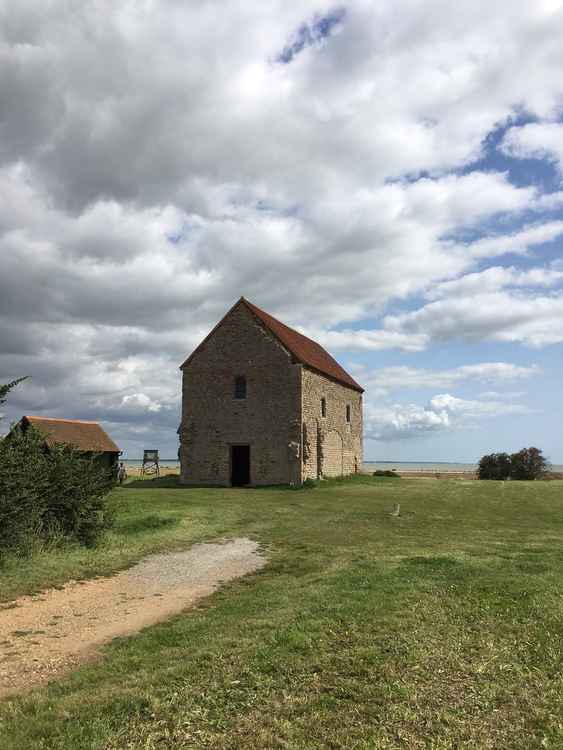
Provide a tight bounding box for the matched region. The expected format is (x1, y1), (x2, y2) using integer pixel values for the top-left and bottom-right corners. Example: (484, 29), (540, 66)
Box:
(178, 297), (363, 486)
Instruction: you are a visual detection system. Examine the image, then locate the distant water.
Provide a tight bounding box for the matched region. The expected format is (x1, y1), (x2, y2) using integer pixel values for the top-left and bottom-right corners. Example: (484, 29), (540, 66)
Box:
(365, 461), (563, 473)
(124, 459), (179, 468)
(123, 459), (563, 473)
(365, 461), (477, 472)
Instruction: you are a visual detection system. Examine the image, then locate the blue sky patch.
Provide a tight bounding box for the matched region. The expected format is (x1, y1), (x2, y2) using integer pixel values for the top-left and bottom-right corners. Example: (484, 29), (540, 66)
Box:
(276, 7), (346, 64)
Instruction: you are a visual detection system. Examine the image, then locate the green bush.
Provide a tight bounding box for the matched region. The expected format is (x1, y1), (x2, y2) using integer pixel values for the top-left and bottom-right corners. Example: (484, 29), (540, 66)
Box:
(0, 427), (51, 555)
(0, 427), (115, 559)
(478, 452), (512, 480)
(373, 470), (400, 478)
(509, 447), (550, 481)
(478, 447), (550, 481)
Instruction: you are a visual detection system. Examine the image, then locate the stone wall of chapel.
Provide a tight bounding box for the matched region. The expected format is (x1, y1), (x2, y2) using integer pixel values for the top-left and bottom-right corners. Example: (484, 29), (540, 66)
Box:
(301, 368), (363, 481)
(179, 304), (302, 486)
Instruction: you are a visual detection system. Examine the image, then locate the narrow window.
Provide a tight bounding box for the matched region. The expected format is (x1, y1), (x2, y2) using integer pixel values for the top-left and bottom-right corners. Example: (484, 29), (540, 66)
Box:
(346, 404), (351, 423)
(234, 375), (247, 399)
(321, 397), (326, 417)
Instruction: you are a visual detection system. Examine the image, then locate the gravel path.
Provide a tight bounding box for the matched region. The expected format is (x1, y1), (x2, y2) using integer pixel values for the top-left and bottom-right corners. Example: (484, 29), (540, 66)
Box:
(0, 538), (265, 698)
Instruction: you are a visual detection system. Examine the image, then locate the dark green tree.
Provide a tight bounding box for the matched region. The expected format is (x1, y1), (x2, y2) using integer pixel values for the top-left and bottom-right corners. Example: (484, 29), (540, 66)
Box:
(478, 452), (512, 480)
(510, 447), (550, 481)
(0, 425), (51, 555)
(0, 377), (28, 413)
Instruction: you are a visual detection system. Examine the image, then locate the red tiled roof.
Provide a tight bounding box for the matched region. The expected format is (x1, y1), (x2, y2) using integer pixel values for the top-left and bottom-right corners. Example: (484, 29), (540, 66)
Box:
(22, 416), (120, 453)
(181, 297), (364, 393)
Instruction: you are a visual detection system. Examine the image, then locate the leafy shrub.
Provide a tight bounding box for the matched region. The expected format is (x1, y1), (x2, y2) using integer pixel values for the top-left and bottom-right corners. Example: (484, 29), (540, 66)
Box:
(0, 427), (51, 555)
(0, 427), (115, 558)
(478, 447), (550, 481)
(373, 470), (400, 478)
(509, 447), (550, 481)
(42, 442), (115, 545)
(477, 452), (512, 480)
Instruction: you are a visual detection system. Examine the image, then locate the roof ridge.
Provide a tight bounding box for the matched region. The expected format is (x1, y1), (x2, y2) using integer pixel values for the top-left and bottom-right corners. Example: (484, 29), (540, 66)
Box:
(241, 299), (320, 345)
(180, 297), (364, 393)
(25, 416), (99, 424)
(241, 299), (364, 392)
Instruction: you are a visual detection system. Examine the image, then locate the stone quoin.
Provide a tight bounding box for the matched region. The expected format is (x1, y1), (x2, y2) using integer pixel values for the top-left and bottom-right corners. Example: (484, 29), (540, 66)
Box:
(178, 298), (363, 486)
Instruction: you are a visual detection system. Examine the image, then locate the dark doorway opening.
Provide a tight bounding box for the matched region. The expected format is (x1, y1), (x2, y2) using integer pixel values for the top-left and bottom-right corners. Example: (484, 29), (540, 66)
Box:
(231, 445), (250, 486)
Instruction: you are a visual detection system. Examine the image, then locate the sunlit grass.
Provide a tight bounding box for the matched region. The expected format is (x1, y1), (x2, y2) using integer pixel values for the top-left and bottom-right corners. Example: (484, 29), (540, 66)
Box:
(1, 477), (562, 749)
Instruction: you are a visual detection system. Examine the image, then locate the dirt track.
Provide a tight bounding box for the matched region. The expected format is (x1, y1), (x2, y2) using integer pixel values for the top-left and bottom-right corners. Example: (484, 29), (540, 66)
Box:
(0, 538), (265, 698)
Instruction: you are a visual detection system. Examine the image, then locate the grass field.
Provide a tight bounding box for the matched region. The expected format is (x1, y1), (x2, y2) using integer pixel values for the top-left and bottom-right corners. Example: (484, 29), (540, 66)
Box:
(1, 476), (562, 749)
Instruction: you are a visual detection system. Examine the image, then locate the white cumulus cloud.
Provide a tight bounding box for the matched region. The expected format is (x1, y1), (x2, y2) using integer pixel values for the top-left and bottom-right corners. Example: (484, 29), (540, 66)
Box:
(501, 122), (563, 175)
(366, 392), (533, 441)
(355, 362), (539, 396)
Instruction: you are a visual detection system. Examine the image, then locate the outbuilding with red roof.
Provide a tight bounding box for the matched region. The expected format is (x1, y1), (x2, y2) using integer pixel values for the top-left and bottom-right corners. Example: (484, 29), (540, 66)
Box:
(14, 416), (121, 471)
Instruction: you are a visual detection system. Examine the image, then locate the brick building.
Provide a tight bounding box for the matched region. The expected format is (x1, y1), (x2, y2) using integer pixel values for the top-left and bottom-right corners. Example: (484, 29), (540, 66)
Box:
(179, 298), (363, 486)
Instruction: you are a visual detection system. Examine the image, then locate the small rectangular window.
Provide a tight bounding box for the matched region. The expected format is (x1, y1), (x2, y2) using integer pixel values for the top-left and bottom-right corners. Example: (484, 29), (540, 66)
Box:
(321, 397), (326, 417)
(234, 375), (246, 399)
(346, 404), (351, 423)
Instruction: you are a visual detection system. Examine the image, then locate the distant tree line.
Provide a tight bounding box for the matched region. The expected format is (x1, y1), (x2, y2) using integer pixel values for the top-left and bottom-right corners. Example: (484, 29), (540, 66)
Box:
(478, 447), (550, 481)
(0, 378), (115, 561)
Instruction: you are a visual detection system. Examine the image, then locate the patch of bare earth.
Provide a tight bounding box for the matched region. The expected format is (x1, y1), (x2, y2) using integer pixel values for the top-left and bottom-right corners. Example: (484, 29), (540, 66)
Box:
(0, 538), (265, 698)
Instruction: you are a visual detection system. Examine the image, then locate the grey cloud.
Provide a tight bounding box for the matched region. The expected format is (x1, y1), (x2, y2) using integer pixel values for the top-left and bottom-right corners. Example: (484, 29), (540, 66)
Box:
(2, 1), (563, 454)
(1, 2), (562, 212)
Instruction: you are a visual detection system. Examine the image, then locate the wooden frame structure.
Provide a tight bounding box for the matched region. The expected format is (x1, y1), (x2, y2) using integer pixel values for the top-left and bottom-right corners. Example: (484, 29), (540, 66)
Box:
(141, 449), (160, 477)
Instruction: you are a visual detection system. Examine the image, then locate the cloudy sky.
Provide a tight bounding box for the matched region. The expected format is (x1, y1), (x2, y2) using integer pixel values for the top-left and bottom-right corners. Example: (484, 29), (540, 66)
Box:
(1, 0), (563, 463)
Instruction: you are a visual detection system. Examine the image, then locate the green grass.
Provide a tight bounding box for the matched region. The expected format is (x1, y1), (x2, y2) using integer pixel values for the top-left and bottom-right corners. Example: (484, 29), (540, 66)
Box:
(1, 476), (562, 749)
